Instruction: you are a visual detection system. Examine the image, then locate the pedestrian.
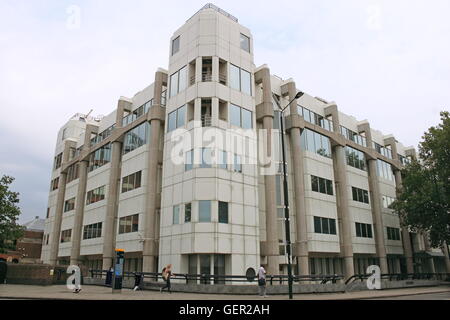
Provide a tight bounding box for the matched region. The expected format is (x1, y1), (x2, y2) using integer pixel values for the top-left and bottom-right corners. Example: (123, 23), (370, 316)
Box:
(160, 264), (175, 293)
(257, 265), (267, 298)
(133, 272), (143, 291)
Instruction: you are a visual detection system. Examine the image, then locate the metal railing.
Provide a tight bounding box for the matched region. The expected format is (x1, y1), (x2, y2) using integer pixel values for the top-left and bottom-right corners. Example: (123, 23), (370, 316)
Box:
(202, 73), (212, 82)
(345, 273), (450, 285)
(219, 73), (227, 85)
(89, 269), (343, 285)
(201, 115), (212, 127)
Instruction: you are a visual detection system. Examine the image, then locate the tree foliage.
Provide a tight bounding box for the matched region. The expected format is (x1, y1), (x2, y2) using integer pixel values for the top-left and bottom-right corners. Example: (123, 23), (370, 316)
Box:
(0, 175), (24, 253)
(393, 111), (450, 247)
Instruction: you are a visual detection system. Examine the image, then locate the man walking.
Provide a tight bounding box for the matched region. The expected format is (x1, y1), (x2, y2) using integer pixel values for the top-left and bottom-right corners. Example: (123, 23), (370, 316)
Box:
(257, 265), (267, 298)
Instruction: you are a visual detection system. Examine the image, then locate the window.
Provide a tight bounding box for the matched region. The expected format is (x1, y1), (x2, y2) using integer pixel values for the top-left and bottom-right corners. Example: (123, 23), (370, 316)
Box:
(355, 223), (373, 238)
(173, 205), (180, 225)
(387, 227), (401, 241)
(89, 143), (111, 172)
(218, 202), (228, 224)
(298, 106), (334, 132)
(376, 159), (394, 181)
(172, 36), (180, 55)
(60, 229), (72, 243)
(233, 154), (242, 173)
(122, 102), (151, 126)
(54, 153), (63, 170)
(382, 195), (396, 209)
(167, 105), (186, 132)
(300, 128), (332, 158)
(50, 177), (59, 191)
(200, 148), (212, 168)
(91, 124), (115, 146)
(62, 128), (67, 141)
(240, 33), (250, 52)
(67, 163), (79, 183)
(218, 151), (227, 170)
(64, 197), (76, 213)
(311, 175), (334, 196)
(199, 200), (211, 222)
(373, 142), (393, 159)
(345, 146), (366, 171)
(313, 217), (337, 235)
(169, 66), (187, 97)
(185, 203), (192, 223)
(123, 122), (150, 154)
(229, 64), (252, 95)
(119, 214), (139, 234)
(352, 187), (370, 204)
(83, 222), (102, 240)
(229, 104), (253, 129)
(122, 171), (142, 193)
(340, 126), (367, 147)
(185, 150), (194, 171)
(86, 186), (106, 205)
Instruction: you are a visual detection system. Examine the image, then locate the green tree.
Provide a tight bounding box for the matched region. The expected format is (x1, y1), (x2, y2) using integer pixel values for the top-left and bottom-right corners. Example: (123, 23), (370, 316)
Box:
(0, 175), (24, 253)
(392, 111), (450, 247)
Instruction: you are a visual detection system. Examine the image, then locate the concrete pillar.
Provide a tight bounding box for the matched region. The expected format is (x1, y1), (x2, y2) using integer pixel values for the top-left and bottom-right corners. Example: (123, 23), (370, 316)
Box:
(393, 169), (414, 274)
(358, 122), (388, 273)
(422, 232), (436, 273)
(195, 57), (202, 83)
(70, 124), (98, 266)
(283, 81), (309, 275)
(441, 242), (450, 273)
(325, 104), (355, 279)
(367, 159), (388, 274)
(211, 97), (219, 128)
(212, 56), (219, 83)
(49, 141), (73, 266)
(69, 160), (88, 266)
(255, 67), (279, 275)
(142, 70), (166, 273)
(101, 140), (123, 270)
(333, 146), (355, 279)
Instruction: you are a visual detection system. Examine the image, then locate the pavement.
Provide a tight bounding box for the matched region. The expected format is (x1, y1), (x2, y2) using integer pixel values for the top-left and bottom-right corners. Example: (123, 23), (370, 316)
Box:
(0, 284), (449, 300)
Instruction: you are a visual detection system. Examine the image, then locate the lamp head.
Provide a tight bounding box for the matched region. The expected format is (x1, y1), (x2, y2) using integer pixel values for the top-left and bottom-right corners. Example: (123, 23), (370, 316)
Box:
(295, 92), (304, 99)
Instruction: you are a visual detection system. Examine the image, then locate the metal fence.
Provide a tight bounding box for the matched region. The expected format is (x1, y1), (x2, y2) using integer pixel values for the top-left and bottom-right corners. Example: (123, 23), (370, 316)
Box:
(89, 269), (343, 285)
(345, 273), (450, 285)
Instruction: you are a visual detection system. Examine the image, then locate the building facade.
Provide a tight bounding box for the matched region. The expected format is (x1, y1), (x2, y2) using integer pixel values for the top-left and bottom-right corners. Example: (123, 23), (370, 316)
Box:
(41, 4), (450, 279)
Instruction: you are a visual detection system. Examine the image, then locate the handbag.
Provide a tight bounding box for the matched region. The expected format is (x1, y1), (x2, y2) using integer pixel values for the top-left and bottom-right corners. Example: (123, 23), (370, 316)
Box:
(258, 278), (266, 286)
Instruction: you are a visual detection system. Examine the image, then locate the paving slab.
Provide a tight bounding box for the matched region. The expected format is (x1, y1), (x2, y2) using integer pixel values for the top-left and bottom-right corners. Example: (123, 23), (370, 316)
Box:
(0, 284), (449, 300)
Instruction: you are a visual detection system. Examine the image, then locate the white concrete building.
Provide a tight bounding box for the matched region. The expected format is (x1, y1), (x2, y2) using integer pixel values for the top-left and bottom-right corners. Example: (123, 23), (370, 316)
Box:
(41, 4), (449, 280)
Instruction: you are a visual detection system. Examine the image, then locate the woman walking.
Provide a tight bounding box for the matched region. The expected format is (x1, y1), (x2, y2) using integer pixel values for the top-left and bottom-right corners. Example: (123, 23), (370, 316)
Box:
(160, 264), (175, 293)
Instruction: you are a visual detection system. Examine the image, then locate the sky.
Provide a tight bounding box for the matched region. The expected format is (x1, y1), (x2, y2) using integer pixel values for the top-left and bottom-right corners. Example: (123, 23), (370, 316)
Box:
(0, 0), (449, 224)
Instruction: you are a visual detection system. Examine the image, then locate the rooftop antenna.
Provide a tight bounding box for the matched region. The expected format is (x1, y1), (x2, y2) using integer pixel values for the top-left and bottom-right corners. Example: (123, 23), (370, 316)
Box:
(85, 109), (93, 118)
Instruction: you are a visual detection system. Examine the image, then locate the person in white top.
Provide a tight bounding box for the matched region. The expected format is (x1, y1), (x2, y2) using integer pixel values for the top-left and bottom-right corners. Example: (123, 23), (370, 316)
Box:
(257, 265), (267, 297)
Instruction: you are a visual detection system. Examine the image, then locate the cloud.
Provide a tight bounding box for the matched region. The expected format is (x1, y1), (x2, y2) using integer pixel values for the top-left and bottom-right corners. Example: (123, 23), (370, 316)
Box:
(0, 0), (449, 223)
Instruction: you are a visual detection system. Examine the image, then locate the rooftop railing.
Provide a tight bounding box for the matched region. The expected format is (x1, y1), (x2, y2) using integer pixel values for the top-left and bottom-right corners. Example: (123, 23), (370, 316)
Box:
(188, 3), (238, 23)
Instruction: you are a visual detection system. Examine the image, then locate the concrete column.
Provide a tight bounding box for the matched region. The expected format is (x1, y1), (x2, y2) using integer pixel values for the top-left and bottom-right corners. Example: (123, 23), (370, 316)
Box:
(69, 160), (88, 266)
(333, 146), (355, 279)
(70, 124), (98, 266)
(255, 67), (279, 275)
(441, 242), (450, 273)
(283, 81), (309, 275)
(367, 159), (388, 273)
(212, 56), (219, 83)
(195, 57), (202, 83)
(142, 70), (166, 273)
(102, 140), (123, 270)
(422, 232), (436, 273)
(393, 169), (414, 274)
(49, 141), (73, 266)
(211, 97), (219, 127)
(325, 104), (355, 279)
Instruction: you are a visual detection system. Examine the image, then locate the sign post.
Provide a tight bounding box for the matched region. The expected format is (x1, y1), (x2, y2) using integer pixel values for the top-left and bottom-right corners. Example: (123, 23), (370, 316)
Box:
(112, 249), (125, 293)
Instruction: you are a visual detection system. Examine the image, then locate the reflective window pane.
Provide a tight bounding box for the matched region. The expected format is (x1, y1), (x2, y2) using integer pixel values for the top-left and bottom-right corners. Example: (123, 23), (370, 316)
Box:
(240, 69), (251, 95)
(230, 64), (240, 91)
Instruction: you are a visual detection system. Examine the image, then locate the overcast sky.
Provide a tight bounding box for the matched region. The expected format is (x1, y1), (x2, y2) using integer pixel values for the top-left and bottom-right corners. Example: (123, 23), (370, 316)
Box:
(1, 0), (449, 224)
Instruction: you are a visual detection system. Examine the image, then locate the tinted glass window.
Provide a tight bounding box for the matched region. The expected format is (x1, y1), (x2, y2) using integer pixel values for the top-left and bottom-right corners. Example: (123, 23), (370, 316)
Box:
(241, 69), (251, 95)
(240, 33), (250, 52)
(199, 200), (211, 222)
(230, 64), (240, 91)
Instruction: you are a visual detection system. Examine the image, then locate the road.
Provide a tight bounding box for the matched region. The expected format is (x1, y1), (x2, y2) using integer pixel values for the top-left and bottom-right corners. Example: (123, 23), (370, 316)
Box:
(369, 291), (450, 300)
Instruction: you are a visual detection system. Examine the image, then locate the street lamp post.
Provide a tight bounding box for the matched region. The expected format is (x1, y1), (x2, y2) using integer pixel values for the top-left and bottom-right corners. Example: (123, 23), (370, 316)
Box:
(273, 91), (304, 300)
